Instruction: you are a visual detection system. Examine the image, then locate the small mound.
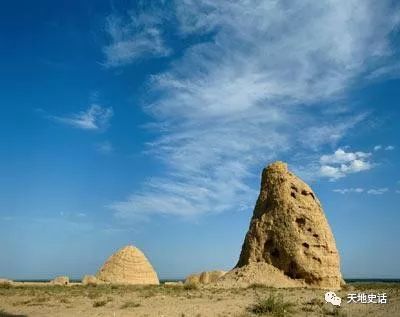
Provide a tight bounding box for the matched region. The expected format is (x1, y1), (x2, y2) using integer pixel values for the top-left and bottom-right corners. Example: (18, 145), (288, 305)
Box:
(82, 275), (98, 286)
(51, 276), (69, 286)
(185, 270), (226, 285)
(0, 278), (13, 287)
(96, 245), (159, 285)
(215, 263), (306, 288)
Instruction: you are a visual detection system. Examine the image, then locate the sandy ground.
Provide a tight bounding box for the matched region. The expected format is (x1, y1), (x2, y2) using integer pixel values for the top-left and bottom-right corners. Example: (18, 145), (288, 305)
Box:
(0, 282), (399, 317)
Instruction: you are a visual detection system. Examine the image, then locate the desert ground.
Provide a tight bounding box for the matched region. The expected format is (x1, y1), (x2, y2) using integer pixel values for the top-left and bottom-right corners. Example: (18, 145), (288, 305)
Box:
(0, 282), (399, 317)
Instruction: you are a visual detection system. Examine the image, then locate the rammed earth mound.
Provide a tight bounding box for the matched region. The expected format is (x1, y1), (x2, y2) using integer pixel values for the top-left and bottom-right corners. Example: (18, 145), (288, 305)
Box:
(220, 161), (343, 289)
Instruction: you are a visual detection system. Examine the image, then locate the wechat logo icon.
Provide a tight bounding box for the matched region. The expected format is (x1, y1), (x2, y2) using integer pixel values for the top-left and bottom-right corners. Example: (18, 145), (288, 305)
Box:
(325, 291), (342, 306)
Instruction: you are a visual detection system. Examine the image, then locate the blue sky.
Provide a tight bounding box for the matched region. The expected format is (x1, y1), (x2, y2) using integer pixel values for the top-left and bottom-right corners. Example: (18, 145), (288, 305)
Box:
(0, 0), (399, 280)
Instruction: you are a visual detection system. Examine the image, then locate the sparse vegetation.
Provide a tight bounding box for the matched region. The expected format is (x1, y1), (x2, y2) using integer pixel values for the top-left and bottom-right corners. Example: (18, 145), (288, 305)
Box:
(93, 299), (108, 307)
(0, 310), (27, 317)
(301, 297), (324, 312)
(183, 283), (199, 290)
(92, 296), (112, 308)
(87, 291), (102, 299)
(0, 283), (396, 316)
(35, 296), (50, 304)
(11, 296), (50, 307)
(305, 298), (324, 306)
(322, 306), (347, 317)
(59, 297), (70, 304)
(248, 293), (295, 316)
(0, 283), (12, 290)
(120, 300), (141, 309)
(247, 283), (270, 290)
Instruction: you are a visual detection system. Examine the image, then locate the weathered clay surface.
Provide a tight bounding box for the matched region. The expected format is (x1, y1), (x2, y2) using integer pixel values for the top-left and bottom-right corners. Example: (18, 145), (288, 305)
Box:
(217, 262), (306, 288)
(51, 276), (69, 286)
(164, 281), (184, 287)
(82, 275), (98, 286)
(235, 161), (343, 289)
(0, 278), (13, 287)
(185, 270), (226, 285)
(96, 245), (159, 285)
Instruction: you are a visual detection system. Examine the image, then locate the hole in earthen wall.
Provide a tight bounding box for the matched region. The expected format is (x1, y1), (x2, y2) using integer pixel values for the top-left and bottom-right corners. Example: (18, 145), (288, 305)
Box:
(271, 248), (280, 258)
(301, 190), (315, 200)
(305, 275), (322, 284)
(285, 261), (304, 279)
(295, 217), (306, 227)
(264, 238), (273, 248)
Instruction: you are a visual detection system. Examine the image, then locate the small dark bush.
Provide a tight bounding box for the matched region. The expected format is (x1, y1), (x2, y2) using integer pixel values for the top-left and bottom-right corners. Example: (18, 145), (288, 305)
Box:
(248, 293), (295, 316)
(183, 283), (199, 290)
(247, 283), (269, 290)
(120, 300), (141, 309)
(93, 299), (108, 307)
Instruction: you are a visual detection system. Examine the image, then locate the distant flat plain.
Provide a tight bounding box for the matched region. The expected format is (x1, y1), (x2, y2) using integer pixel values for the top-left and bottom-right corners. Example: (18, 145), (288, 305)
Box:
(0, 281), (399, 317)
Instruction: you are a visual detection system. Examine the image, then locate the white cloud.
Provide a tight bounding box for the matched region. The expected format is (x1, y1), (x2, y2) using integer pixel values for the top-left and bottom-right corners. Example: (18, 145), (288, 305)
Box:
(320, 148), (371, 164)
(298, 115), (366, 150)
(396, 190), (400, 194)
(110, 162), (258, 220)
(374, 144), (395, 151)
(367, 62), (400, 80)
(96, 141), (114, 154)
(319, 149), (373, 180)
(333, 187), (391, 195)
(367, 188), (389, 195)
(333, 188), (364, 194)
(52, 104), (113, 131)
(103, 10), (170, 67)
(109, 1), (400, 219)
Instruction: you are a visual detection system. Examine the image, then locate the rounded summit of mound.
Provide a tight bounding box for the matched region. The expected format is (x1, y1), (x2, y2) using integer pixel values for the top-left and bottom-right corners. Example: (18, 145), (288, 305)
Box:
(96, 245), (159, 285)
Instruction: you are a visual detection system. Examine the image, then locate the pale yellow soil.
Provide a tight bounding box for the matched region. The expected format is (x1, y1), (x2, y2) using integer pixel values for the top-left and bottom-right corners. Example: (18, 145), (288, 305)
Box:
(0, 283), (399, 317)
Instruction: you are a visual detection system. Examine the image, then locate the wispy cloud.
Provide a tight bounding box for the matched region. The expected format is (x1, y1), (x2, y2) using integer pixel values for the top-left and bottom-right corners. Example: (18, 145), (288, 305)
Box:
(51, 104), (113, 131)
(374, 144), (395, 151)
(109, 0), (400, 219)
(333, 188), (365, 194)
(103, 8), (170, 67)
(333, 187), (389, 195)
(96, 141), (114, 154)
(367, 188), (389, 195)
(367, 62), (400, 80)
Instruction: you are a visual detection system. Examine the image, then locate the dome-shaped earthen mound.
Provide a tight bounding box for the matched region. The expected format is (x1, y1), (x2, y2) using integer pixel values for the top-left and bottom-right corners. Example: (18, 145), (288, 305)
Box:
(96, 245), (159, 285)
